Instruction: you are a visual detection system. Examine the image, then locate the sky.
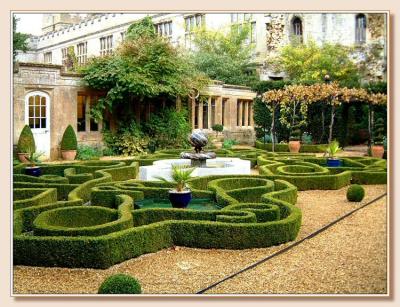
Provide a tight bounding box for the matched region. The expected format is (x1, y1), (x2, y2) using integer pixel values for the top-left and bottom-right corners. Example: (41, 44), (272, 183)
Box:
(14, 14), (44, 35)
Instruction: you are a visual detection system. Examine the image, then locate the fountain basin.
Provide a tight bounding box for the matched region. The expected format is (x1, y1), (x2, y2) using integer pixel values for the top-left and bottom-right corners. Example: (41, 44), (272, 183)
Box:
(139, 158), (251, 181)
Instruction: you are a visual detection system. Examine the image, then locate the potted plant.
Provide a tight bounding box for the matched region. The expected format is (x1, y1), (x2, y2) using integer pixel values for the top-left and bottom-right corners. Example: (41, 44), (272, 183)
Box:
(371, 117), (385, 159)
(24, 148), (43, 177)
(326, 140), (342, 167)
(288, 126), (301, 153)
(156, 165), (195, 208)
(16, 125), (36, 163)
(60, 124), (78, 160)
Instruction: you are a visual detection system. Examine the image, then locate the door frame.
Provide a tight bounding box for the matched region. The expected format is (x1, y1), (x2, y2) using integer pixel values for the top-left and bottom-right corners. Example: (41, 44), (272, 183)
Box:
(24, 90), (51, 157)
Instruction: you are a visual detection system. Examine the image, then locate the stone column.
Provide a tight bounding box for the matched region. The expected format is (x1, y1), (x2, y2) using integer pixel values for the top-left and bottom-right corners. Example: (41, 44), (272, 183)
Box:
(207, 96), (212, 129)
(238, 100), (243, 127)
(228, 96), (238, 129)
(85, 95), (90, 132)
(249, 101), (254, 127)
(198, 100), (203, 129)
(190, 98), (195, 129)
(216, 96), (223, 125)
(244, 101), (249, 126)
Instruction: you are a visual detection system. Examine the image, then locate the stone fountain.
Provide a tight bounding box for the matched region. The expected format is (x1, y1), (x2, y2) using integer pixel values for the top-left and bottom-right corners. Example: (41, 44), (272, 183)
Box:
(180, 131), (216, 168)
(139, 131), (251, 181)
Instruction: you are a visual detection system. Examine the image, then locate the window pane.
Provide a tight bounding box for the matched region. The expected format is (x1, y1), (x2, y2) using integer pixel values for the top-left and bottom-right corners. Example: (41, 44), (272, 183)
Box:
(41, 118), (46, 128)
(35, 105), (40, 117)
(41, 96), (46, 106)
(29, 106), (34, 117)
(34, 118), (40, 128)
(29, 118), (34, 128)
(41, 106), (46, 118)
(29, 96), (34, 106)
(35, 95), (40, 105)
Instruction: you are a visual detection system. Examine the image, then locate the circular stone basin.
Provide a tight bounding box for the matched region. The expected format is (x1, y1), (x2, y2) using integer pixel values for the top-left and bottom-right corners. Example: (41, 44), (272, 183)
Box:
(276, 164), (329, 176)
(135, 198), (221, 211)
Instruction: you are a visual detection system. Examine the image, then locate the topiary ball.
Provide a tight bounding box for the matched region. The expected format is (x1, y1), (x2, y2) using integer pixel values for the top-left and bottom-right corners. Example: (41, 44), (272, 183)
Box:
(98, 274), (142, 294)
(346, 184), (365, 202)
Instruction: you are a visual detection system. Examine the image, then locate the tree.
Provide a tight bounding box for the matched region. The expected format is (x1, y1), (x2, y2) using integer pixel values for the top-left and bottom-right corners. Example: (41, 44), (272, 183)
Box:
(266, 39), (360, 86)
(13, 16), (29, 62)
(80, 17), (208, 120)
(190, 24), (259, 86)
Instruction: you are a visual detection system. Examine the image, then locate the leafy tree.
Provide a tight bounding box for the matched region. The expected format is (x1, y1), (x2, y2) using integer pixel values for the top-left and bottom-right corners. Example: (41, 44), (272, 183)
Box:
(190, 24), (259, 86)
(13, 16), (29, 62)
(80, 17), (208, 121)
(266, 39), (360, 86)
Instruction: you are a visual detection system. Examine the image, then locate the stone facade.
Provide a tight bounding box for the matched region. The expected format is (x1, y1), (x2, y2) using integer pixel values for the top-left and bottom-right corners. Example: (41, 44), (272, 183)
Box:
(17, 13), (387, 81)
(13, 63), (257, 159)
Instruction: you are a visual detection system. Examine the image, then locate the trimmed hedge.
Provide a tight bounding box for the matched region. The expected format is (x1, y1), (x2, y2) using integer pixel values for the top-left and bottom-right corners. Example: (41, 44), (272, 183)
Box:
(14, 172), (302, 268)
(347, 184), (365, 202)
(255, 141), (328, 153)
(14, 188), (57, 210)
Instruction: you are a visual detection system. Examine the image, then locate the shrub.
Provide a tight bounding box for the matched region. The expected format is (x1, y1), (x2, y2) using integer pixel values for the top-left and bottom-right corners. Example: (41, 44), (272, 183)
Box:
(77, 145), (103, 160)
(98, 274), (142, 294)
(346, 184), (365, 202)
(211, 124), (224, 135)
(222, 139), (238, 149)
(60, 125), (77, 151)
(17, 125), (35, 153)
(301, 132), (313, 145)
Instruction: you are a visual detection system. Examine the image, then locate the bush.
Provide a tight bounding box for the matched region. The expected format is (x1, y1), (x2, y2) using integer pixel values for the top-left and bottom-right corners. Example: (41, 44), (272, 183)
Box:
(211, 124), (224, 134)
(77, 145), (103, 160)
(98, 274), (142, 294)
(222, 139), (238, 149)
(346, 184), (365, 202)
(60, 125), (77, 151)
(17, 125), (36, 153)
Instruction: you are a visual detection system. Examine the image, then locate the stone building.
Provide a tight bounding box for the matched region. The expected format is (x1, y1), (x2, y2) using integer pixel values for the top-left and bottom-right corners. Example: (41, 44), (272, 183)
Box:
(14, 13), (387, 159)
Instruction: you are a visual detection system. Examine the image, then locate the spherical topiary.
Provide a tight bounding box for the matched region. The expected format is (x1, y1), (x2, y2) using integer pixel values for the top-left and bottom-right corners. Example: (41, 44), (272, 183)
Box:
(346, 184), (365, 202)
(17, 125), (36, 153)
(60, 125), (77, 151)
(98, 274), (142, 294)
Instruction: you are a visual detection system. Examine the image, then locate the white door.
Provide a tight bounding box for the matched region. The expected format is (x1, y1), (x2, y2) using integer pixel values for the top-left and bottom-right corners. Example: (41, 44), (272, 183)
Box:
(25, 91), (51, 158)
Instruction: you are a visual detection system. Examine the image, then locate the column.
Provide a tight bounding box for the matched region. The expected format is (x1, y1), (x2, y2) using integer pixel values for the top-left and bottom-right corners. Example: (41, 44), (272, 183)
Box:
(198, 100), (203, 129)
(190, 98), (195, 129)
(238, 100), (243, 127)
(216, 96), (223, 125)
(249, 101), (254, 127)
(244, 100), (249, 126)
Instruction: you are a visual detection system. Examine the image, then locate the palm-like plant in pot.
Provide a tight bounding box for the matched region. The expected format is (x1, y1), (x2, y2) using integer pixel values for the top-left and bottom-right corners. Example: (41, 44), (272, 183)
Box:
(325, 140), (342, 167)
(156, 165), (195, 208)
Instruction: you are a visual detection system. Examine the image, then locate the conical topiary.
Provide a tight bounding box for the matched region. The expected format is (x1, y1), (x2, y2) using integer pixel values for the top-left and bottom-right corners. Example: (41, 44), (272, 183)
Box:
(289, 125), (301, 141)
(373, 118), (385, 146)
(60, 125), (78, 151)
(17, 125), (36, 153)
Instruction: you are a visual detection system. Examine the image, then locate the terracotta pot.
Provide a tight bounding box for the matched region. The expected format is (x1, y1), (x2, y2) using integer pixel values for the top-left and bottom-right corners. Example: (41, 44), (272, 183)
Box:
(288, 141), (301, 153)
(17, 153), (29, 163)
(371, 145), (384, 159)
(61, 150), (77, 161)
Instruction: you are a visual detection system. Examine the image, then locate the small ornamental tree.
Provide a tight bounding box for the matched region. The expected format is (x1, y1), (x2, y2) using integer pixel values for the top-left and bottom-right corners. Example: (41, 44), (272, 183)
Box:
(17, 125), (35, 153)
(373, 117), (385, 145)
(211, 124), (224, 137)
(60, 125), (78, 151)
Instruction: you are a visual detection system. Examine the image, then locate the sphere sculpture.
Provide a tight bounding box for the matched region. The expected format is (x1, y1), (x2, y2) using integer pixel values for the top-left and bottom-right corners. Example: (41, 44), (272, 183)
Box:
(181, 131), (216, 167)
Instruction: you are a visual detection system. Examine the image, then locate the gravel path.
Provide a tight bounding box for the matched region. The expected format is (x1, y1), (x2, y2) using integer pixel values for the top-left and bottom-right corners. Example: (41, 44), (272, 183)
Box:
(13, 185), (387, 295)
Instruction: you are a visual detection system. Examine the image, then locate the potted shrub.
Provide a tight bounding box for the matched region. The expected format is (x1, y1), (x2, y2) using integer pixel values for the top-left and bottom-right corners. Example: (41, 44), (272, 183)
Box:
(371, 118), (385, 159)
(60, 125), (78, 160)
(288, 126), (301, 153)
(24, 149), (43, 177)
(156, 165), (195, 208)
(326, 140), (342, 167)
(16, 125), (36, 163)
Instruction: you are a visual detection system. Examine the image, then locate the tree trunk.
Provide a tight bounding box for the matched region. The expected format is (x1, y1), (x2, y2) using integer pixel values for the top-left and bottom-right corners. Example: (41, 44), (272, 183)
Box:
(328, 104), (335, 144)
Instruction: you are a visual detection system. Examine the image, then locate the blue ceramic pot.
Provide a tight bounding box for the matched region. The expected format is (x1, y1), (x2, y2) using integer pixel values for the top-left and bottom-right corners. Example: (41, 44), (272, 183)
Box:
(327, 158), (341, 167)
(25, 166), (42, 177)
(169, 190), (192, 208)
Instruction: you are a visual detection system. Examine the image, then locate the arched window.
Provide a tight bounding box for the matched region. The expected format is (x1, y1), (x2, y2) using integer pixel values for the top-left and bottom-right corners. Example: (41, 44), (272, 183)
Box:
(355, 14), (367, 44)
(291, 17), (303, 43)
